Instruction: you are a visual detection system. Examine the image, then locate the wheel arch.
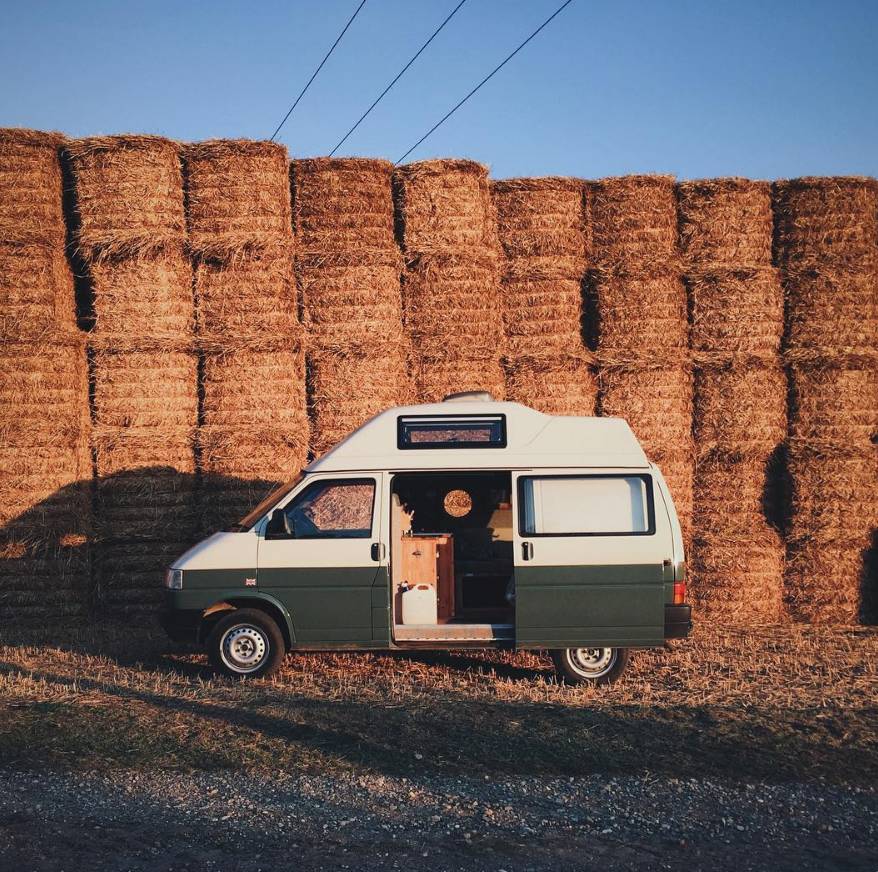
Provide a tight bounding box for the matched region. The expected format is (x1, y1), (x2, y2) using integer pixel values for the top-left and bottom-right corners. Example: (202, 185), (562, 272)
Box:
(198, 593), (295, 649)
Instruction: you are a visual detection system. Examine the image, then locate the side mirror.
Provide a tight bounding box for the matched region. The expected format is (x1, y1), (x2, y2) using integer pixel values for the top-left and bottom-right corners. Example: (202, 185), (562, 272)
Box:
(265, 508), (292, 539)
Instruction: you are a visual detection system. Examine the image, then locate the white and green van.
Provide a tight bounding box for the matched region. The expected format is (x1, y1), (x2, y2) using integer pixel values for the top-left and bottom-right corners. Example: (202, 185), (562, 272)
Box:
(160, 393), (691, 684)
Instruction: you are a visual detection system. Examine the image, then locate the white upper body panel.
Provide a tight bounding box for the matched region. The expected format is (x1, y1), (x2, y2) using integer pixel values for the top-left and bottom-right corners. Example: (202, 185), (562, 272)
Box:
(307, 400), (649, 473)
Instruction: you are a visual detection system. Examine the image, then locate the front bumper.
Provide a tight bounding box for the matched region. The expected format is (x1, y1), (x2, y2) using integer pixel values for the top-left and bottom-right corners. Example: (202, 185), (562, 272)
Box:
(664, 604), (692, 639)
(158, 607), (202, 644)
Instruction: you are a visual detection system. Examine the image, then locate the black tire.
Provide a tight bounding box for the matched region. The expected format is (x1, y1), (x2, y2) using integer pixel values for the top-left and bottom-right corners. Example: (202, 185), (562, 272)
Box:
(206, 608), (286, 679)
(551, 647), (629, 686)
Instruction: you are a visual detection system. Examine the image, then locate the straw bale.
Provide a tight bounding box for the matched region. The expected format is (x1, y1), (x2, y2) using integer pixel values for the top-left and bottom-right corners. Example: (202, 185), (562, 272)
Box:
(687, 266), (783, 355)
(504, 354), (596, 416)
(199, 476), (284, 534)
(65, 135), (185, 260)
(690, 526), (784, 623)
(88, 246), (194, 338)
(787, 448), (878, 542)
(591, 268), (688, 353)
(199, 427), (307, 483)
(94, 465), (197, 542)
(783, 263), (877, 355)
(0, 242), (77, 339)
(0, 128), (67, 246)
(694, 363), (786, 456)
(393, 159), (497, 252)
(184, 139), (292, 256)
(402, 250), (502, 357)
(294, 158), (396, 253)
(773, 176), (878, 269)
(677, 178), (772, 268)
(492, 177), (586, 261)
(194, 243), (298, 338)
(309, 348), (411, 456)
(201, 345), (308, 430)
(785, 537), (874, 624)
(412, 354), (506, 405)
(588, 175), (678, 271)
(93, 428), (194, 478)
(788, 363), (877, 449)
(500, 262), (586, 359)
(597, 363), (693, 451)
(92, 348), (197, 429)
(651, 447), (694, 542)
(95, 539), (191, 616)
(298, 250), (403, 349)
(0, 336), (88, 443)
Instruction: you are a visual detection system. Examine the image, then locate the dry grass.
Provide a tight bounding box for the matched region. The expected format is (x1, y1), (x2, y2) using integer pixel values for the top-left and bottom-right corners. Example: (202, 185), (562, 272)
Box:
(0, 623), (875, 784)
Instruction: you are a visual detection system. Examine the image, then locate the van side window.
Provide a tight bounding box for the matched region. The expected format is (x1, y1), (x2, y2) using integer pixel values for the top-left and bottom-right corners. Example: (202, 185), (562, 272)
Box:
(519, 475), (655, 537)
(282, 479), (376, 539)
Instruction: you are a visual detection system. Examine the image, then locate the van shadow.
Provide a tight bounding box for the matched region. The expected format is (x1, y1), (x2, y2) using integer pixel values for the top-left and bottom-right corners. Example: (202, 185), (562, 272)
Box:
(0, 657), (874, 785)
(0, 468), (285, 623)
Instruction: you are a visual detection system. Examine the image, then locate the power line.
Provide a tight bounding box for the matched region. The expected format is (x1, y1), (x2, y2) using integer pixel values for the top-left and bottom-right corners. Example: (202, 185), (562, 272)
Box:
(395, 0), (575, 164)
(329, 0), (469, 156)
(270, 0), (369, 142)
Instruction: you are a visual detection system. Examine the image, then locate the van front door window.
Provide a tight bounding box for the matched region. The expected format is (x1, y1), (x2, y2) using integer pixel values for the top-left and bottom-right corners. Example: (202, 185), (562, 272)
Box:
(283, 479), (375, 539)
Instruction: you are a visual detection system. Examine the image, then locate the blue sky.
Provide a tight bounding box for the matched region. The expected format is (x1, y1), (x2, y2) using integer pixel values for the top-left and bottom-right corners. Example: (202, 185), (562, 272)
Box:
(2, 0), (876, 179)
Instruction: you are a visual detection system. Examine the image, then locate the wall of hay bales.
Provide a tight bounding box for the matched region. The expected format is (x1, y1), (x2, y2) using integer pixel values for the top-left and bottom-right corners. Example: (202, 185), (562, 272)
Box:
(0, 126), (875, 627)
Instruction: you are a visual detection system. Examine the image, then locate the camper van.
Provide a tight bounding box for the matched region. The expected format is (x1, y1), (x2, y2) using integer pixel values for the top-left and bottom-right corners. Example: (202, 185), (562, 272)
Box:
(160, 394), (691, 684)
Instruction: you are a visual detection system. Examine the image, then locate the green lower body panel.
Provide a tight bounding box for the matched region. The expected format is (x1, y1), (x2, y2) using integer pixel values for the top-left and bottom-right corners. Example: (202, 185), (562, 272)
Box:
(515, 563), (665, 648)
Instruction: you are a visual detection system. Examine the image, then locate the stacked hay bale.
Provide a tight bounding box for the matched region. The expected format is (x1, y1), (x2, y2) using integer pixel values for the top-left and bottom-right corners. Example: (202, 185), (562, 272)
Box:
(588, 175), (693, 541)
(293, 158), (409, 455)
(0, 129), (90, 620)
(66, 135), (197, 617)
(185, 140), (307, 529)
(678, 179), (786, 621)
(773, 177), (878, 622)
(492, 178), (596, 414)
(393, 160), (505, 402)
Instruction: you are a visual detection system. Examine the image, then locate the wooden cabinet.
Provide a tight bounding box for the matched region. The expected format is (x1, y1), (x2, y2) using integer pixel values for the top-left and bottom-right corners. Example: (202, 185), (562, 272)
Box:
(399, 535), (455, 622)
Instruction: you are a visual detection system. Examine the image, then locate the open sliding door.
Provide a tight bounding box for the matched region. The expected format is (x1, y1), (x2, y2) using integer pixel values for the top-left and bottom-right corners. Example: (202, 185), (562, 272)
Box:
(512, 470), (668, 649)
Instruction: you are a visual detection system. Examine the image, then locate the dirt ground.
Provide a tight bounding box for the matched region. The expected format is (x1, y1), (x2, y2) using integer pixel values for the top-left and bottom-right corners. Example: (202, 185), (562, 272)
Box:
(0, 623), (876, 870)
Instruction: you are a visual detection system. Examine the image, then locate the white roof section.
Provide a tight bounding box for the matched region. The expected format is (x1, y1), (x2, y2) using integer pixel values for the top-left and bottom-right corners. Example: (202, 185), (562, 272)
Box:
(308, 400), (650, 473)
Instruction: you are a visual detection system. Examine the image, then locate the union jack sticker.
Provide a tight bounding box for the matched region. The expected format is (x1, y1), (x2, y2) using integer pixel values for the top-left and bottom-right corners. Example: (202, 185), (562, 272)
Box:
(245, 577), (257, 587)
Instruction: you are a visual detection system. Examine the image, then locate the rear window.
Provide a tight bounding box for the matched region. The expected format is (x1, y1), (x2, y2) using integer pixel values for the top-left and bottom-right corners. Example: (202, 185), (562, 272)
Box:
(398, 415), (506, 449)
(519, 475), (655, 536)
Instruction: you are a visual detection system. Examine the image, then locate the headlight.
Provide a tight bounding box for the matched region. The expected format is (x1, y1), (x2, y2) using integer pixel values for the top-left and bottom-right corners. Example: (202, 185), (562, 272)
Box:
(165, 569), (183, 589)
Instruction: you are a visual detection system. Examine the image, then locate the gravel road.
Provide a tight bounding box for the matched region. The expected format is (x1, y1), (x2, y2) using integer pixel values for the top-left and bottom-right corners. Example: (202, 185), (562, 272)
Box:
(0, 770), (875, 871)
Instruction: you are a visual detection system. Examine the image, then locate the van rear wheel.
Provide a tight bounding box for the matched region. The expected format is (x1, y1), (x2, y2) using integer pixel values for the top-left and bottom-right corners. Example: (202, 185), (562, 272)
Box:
(207, 609), (285, 679)
(551, 647), (628, 685)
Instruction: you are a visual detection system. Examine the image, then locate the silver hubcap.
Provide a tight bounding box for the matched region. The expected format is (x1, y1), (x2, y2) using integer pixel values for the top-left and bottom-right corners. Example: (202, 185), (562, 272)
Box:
(567, 647), (616, 678)
(220, 625), (268, 674)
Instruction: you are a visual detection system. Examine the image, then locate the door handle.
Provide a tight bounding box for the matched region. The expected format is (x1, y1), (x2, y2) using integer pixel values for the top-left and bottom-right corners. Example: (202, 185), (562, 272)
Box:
(371, 542), (385, 562)
(521, 541), (533, 561)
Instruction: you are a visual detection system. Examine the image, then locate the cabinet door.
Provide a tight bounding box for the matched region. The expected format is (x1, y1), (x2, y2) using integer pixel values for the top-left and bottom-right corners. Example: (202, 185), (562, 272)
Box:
(400, 538), (438, 587)
(436, 535), (455, 620)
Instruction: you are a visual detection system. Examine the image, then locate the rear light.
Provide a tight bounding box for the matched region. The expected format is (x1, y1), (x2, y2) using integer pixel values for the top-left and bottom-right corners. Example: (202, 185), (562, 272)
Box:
(673, 580), (686, 605)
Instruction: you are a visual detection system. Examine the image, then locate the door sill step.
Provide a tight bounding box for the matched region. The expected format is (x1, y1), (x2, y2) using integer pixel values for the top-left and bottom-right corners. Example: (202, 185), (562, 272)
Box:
(394, 623), (514, 642)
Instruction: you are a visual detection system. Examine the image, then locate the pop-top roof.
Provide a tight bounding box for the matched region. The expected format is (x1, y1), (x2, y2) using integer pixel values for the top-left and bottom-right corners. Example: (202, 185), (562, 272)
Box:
(308, 400), (649, 472)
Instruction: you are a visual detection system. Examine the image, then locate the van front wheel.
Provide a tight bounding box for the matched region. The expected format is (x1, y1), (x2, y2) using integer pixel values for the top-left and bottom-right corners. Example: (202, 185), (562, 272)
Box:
(551, 647), (628, 685)
(207, 609), (285, 679)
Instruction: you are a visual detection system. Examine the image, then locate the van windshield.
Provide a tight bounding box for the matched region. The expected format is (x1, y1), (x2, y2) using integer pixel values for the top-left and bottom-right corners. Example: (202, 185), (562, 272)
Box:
(227, 474), (304, 532)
